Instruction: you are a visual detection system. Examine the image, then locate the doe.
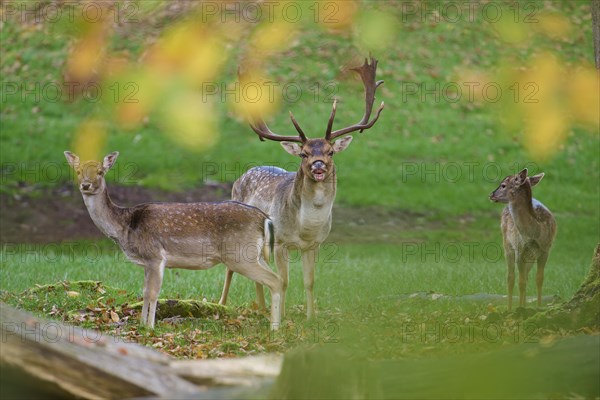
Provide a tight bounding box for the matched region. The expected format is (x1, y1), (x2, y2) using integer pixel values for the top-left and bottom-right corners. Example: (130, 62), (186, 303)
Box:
(490, 168), (557, 310)
(64, 151), (282, 330)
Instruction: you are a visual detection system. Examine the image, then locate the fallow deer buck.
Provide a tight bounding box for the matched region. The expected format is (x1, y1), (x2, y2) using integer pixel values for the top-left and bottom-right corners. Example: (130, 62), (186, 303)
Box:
(219, 57), (385, 319)
(490, 168), (557, 310)
(64, 151), (283, 330)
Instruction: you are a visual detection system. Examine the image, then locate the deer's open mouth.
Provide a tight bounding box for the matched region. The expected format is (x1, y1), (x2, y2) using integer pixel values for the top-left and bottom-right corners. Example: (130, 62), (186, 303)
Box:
(80, 185), (96, 195)
(312, 168), (326, 182)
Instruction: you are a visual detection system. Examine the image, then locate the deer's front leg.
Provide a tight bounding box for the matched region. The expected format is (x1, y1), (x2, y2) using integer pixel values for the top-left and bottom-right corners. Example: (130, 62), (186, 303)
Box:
(536, 252), (549, 308)
(142, 259), (166, 328)
(517, 258), (532, 308)
(301, 247), (318, 320)
(505, 248), (516, 311)
(219, 269), (234, 305)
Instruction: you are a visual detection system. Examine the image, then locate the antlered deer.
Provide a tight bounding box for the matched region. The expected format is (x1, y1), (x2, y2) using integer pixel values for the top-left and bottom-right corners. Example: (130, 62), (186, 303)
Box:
(490, 168), (557, 310)
(64, 151), (283, 330)
(219, 57), (385, 318)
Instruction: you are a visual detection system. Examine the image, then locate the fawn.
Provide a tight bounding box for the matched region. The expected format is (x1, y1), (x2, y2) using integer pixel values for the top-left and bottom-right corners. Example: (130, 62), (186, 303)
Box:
(490, 168), (557, 310)
(64, 151), (282, 330)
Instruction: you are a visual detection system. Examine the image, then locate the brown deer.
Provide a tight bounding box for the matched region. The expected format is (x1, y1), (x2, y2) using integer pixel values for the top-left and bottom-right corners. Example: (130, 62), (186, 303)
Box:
(64, 151), (283, 330)
(489, 168), (557, 310)
(218, 57), (384, 319)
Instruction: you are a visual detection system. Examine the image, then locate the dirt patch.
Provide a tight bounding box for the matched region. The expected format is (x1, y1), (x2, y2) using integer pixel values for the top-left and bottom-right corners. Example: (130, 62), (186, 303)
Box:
(0, 183), (231, 244)
(329, 206), (442, 245)
(1, 183), (437, 245)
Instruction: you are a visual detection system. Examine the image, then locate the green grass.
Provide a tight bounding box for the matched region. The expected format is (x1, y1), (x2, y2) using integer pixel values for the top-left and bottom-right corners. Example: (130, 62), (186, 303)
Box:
(1, 233), (590, 307)
(1, 0), (599, 367)
(0, 236), (593, 360)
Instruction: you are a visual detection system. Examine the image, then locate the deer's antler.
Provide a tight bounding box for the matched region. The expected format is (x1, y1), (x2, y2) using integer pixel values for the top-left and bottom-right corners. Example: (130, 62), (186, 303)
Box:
(325, 57), (385, 141)
(239, 67), (307, 143)
(249, 112), (307, 143)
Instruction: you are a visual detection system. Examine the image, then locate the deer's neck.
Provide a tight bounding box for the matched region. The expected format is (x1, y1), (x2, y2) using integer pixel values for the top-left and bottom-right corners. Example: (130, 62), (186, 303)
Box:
(508, 185), (540, 238)
(82, 187), (128, 240)
(291, 167), (337, 211)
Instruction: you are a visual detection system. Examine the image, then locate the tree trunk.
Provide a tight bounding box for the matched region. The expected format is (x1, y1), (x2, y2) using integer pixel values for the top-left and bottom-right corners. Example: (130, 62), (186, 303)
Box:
(593, 0), (600, 68)
(529, 243), (600, 329)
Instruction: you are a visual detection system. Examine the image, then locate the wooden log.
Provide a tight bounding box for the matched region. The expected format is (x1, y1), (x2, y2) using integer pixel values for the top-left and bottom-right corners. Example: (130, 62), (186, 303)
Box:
(170, 354), (283, 387)
(0, 303), (281, 399)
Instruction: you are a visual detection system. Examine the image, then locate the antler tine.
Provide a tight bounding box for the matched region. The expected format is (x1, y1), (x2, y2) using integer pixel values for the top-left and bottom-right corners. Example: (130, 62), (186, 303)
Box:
(289, 111), (307, 142)
(249, 116), (305, 143)
(328, 56), (385, 141)
(324, 99), (338, 140)
(239, 67), (306, 143)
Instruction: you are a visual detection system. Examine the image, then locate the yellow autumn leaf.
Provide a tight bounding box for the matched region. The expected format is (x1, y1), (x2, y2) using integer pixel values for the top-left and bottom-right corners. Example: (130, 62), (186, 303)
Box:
(230, 71), (280, 123)
(315, 0), (358, 31)
(66, 291), (80, 298)
(492, 13), (529, 45)
(72, 119), (107, 163)
(66, 21), (107, 83)
(567, 66), (600, 129)
(145, 21), (227, 87)
(250, 19), (296, 54)
(353, 10), (398, 52)
(536, 13), (572, 39)
(112, 69), (162, 129)
(182, 35), (226, 86)
(524, 111), (567, 161)
(517, 53), (568, 160)
(160, 93), (219, 151)
(110, 310), (120, 323)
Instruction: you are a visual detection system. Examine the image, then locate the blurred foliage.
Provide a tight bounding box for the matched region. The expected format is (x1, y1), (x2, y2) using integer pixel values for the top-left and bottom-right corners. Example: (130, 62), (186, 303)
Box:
(0, 0), (597, 213)
(55, 0), (366, 161)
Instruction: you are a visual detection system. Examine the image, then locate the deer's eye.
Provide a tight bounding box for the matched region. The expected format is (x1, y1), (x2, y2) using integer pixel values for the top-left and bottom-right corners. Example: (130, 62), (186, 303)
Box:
(300, 153), (308, 159)
(501, 184), (506, 188)
(76, 170), (81, 176)
(328, 151), (334, 156)
(97, 170), (104, 176)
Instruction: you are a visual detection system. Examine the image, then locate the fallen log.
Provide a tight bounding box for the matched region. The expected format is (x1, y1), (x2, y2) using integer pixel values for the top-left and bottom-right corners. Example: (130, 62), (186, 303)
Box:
(0, 303), (282, 399)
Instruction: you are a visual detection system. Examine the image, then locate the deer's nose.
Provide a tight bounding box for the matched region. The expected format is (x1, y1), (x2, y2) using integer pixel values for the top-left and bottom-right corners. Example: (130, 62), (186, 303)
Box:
(81, 183), (91, 190)
(312, 161), (326, 170)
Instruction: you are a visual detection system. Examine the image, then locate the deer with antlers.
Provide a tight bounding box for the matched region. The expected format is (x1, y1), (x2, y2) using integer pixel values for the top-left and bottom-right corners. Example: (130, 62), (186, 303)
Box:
(218, 57), (385, 319)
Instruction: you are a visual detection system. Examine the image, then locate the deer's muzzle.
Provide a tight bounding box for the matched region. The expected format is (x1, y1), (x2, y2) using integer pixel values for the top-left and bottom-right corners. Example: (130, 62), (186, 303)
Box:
(311, 161), (327, 182)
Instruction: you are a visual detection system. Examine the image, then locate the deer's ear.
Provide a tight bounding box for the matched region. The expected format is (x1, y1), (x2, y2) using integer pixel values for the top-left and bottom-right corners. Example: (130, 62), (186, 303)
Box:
(516, 168), (528, 185)
(64, 151), (80, 169)
(103, 151), (119, 171)
(332, 136), (353, 153)
(281, 142), (302, 157)
(529, 173), (544, 187)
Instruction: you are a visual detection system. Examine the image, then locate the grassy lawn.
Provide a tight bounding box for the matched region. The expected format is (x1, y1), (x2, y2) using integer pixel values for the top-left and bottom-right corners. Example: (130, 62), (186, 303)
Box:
(1, 0), (599, 368)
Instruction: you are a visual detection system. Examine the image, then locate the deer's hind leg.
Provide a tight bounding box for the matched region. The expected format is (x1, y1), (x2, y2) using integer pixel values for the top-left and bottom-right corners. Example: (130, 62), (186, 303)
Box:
(232, 259), (283, 330)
